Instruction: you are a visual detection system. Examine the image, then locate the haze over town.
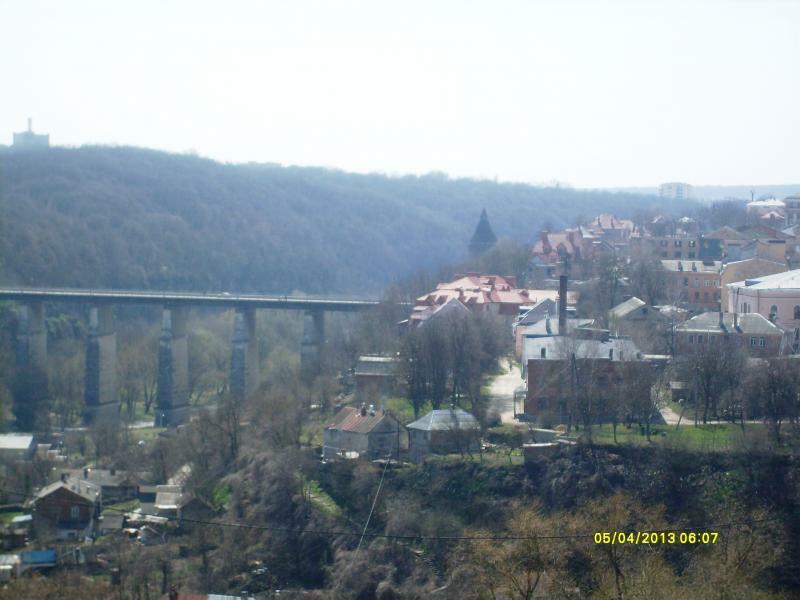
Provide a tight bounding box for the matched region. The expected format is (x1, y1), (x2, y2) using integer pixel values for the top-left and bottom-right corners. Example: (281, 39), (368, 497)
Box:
(2, 0), (799, 187)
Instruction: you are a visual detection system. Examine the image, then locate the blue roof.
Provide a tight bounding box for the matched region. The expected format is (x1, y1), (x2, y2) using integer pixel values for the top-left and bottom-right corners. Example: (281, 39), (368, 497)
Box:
(22, 550), (57, 564)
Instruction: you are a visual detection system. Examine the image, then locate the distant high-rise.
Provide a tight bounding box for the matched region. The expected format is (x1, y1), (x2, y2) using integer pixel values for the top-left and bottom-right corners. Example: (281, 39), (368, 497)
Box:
(659, 182), (692, 201)
(469, 208), (498, 257)
(12, 118), (49, 150)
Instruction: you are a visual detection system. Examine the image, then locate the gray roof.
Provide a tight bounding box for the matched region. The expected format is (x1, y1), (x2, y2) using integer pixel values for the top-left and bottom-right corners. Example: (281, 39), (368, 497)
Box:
(407, 409), (480, 432)
(354, 355), (397, 377)
(661, 259), (722, 273)
(524, 317), (594, 337)
(609, 297), (646, 320)
(0, 434), (34, 451)
(34, 478), (100, 504)
(59, 468), (142, 488)
(154, 485), (189, 510)
(676, 312), (782, 335)
(523, 335), (643, 364)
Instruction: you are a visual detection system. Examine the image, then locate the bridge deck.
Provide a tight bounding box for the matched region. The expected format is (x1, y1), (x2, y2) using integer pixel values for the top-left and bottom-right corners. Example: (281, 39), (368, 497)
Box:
(0, 287), (382, 312)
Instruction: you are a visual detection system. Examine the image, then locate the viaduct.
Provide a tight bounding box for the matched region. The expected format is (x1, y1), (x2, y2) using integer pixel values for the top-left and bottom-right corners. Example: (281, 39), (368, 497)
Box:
(1, 288), (383, 427)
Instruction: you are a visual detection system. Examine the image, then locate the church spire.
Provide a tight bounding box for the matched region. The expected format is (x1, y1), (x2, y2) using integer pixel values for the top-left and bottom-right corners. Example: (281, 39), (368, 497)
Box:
(469, 208), (497, 257)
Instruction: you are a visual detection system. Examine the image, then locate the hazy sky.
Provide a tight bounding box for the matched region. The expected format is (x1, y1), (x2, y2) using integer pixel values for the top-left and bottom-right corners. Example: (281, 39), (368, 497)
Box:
(2, 0), (798, 187)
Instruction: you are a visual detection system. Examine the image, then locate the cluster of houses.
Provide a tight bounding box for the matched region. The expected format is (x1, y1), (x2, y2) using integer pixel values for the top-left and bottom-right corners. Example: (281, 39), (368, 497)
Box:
(329, 202), (800, 459)
(0, 449), (211, 580)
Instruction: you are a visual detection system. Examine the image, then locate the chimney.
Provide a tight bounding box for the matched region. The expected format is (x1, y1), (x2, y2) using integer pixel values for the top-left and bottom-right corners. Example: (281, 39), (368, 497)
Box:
(60, 473), (67, 483)
(734, 312), (739, 330)
(83, 468), (89, 478)
(545, 313), (551, 334)
(360, 404), (367, 417)
(558, 275), (568, 335)
(719, 311), (724, 329)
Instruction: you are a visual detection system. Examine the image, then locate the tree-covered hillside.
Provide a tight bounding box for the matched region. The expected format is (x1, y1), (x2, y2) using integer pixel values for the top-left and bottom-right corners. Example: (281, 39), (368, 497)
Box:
(0, 146), (690, 294)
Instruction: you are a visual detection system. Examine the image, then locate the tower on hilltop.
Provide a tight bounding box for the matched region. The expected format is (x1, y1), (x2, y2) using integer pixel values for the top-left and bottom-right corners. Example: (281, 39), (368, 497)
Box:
(469, 208), (498, 257)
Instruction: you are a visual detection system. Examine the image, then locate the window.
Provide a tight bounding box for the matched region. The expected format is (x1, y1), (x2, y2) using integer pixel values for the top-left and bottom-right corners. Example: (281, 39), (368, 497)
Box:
(759, 337), (766, 347)
(770, 305), (778, 320)
(694, 292), (700, 300)
(674, 251), (682, 258)
(703, 292), (709, 302)
(683, 277), (689, 287)
(70, 506), (80, 519)
(674, 240), (682, 247)
(697, 335), (704, 344)
(688, 251), (696, 258)
(540, 348), (546, 358)
(688, 334), (696, 344)
(689, 240), (696, 247)
(750, 337), (757, 346)
(694, 278), (700, 287)
(704, 280), (712, 287)
(660, 240), (668, 247)
(609, 349), (614, 359)
(795, 305), (800, 320)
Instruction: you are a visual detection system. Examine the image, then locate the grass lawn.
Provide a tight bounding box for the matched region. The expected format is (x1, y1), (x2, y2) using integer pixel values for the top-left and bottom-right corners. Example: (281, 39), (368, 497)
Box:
(0, 511), (24, 525)
(383, 397), (430, 424)
(302, 478), (343, 519)
(585, 422), (767, 451)
(104, 499), (140, 512)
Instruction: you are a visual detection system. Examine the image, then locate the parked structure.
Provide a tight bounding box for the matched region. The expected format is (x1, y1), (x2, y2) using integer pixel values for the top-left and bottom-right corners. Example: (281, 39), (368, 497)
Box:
(323, 405), (403, 460)
(406, 408), (481, 462)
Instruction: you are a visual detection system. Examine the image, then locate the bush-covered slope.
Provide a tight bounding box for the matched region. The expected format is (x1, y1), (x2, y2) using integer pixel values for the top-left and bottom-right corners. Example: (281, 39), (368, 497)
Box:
(0, 146), (689, 294)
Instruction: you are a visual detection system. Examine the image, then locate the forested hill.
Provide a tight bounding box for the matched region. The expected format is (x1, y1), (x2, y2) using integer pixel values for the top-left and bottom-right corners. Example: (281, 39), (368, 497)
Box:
(0, 146), (690, 295)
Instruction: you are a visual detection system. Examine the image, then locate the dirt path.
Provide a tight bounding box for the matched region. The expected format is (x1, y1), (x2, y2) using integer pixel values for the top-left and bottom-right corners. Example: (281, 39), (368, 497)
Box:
(487, 359), (524, 424)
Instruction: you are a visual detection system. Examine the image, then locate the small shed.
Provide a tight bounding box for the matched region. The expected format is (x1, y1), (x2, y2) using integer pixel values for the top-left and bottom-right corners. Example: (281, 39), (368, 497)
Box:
(354, 355), (398, 400)
(0, 434), (36, 462)
(323, 405), (403, 460)
(406, 409), (481, 462)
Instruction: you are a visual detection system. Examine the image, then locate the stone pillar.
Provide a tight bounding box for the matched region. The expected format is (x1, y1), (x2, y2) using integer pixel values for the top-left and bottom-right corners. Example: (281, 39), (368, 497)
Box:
(15, 302), (47, 371)
(84, 305), (118, 424)
(155, 306), (190, 427)
(230, 307), (259, 400)
(300, 310), (325, 381)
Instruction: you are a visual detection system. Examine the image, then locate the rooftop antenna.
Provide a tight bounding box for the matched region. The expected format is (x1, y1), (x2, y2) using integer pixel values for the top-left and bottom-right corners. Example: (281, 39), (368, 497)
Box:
(27, 117), (32, 132)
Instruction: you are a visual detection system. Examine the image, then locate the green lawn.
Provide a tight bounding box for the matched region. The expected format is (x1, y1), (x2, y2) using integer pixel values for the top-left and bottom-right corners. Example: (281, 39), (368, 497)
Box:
(583, 422), (767, 452)
(103, 499), (140, 512)
(383, 397), (431, 424)
(0, 511), (24, 525)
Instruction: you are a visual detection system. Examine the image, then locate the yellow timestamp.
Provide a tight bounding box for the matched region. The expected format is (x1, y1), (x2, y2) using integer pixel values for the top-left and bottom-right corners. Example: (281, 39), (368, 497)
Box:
(594, 531), (719, 545)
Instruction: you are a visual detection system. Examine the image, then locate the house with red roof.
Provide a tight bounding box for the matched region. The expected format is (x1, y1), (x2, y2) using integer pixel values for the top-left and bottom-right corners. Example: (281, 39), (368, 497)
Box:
(323, 405), (403, 460)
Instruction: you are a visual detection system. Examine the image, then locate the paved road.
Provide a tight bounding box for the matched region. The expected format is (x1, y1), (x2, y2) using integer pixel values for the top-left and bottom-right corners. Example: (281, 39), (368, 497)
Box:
(487, 359), (525, 424)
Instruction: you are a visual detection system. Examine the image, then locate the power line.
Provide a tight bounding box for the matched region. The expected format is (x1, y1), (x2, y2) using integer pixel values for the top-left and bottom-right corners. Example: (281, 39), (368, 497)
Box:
(0, 485), (788, 543)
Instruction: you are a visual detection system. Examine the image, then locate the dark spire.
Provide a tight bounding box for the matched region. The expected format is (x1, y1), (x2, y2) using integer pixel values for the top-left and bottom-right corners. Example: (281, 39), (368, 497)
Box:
(469, 208), (497, 257)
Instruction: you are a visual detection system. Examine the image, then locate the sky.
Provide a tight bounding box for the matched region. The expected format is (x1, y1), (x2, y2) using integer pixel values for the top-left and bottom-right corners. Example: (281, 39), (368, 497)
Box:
(1, 0), (798, 188)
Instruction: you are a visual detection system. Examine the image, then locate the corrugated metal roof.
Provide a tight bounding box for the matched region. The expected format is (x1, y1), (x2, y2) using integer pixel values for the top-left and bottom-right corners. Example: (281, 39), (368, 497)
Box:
(407, 409), (480, 432)
(325, 406), (394, 434)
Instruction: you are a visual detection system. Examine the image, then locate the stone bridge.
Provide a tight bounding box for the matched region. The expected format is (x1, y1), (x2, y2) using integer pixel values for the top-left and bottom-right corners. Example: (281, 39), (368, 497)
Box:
(1, 288), (384, 427)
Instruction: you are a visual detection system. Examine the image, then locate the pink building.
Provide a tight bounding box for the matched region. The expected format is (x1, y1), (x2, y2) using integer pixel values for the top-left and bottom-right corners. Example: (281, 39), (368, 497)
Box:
(727, 269), (800, 337)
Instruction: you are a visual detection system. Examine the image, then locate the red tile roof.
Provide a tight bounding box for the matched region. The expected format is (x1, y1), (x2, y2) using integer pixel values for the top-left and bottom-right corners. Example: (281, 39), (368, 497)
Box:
(325, 406), (392, 434)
